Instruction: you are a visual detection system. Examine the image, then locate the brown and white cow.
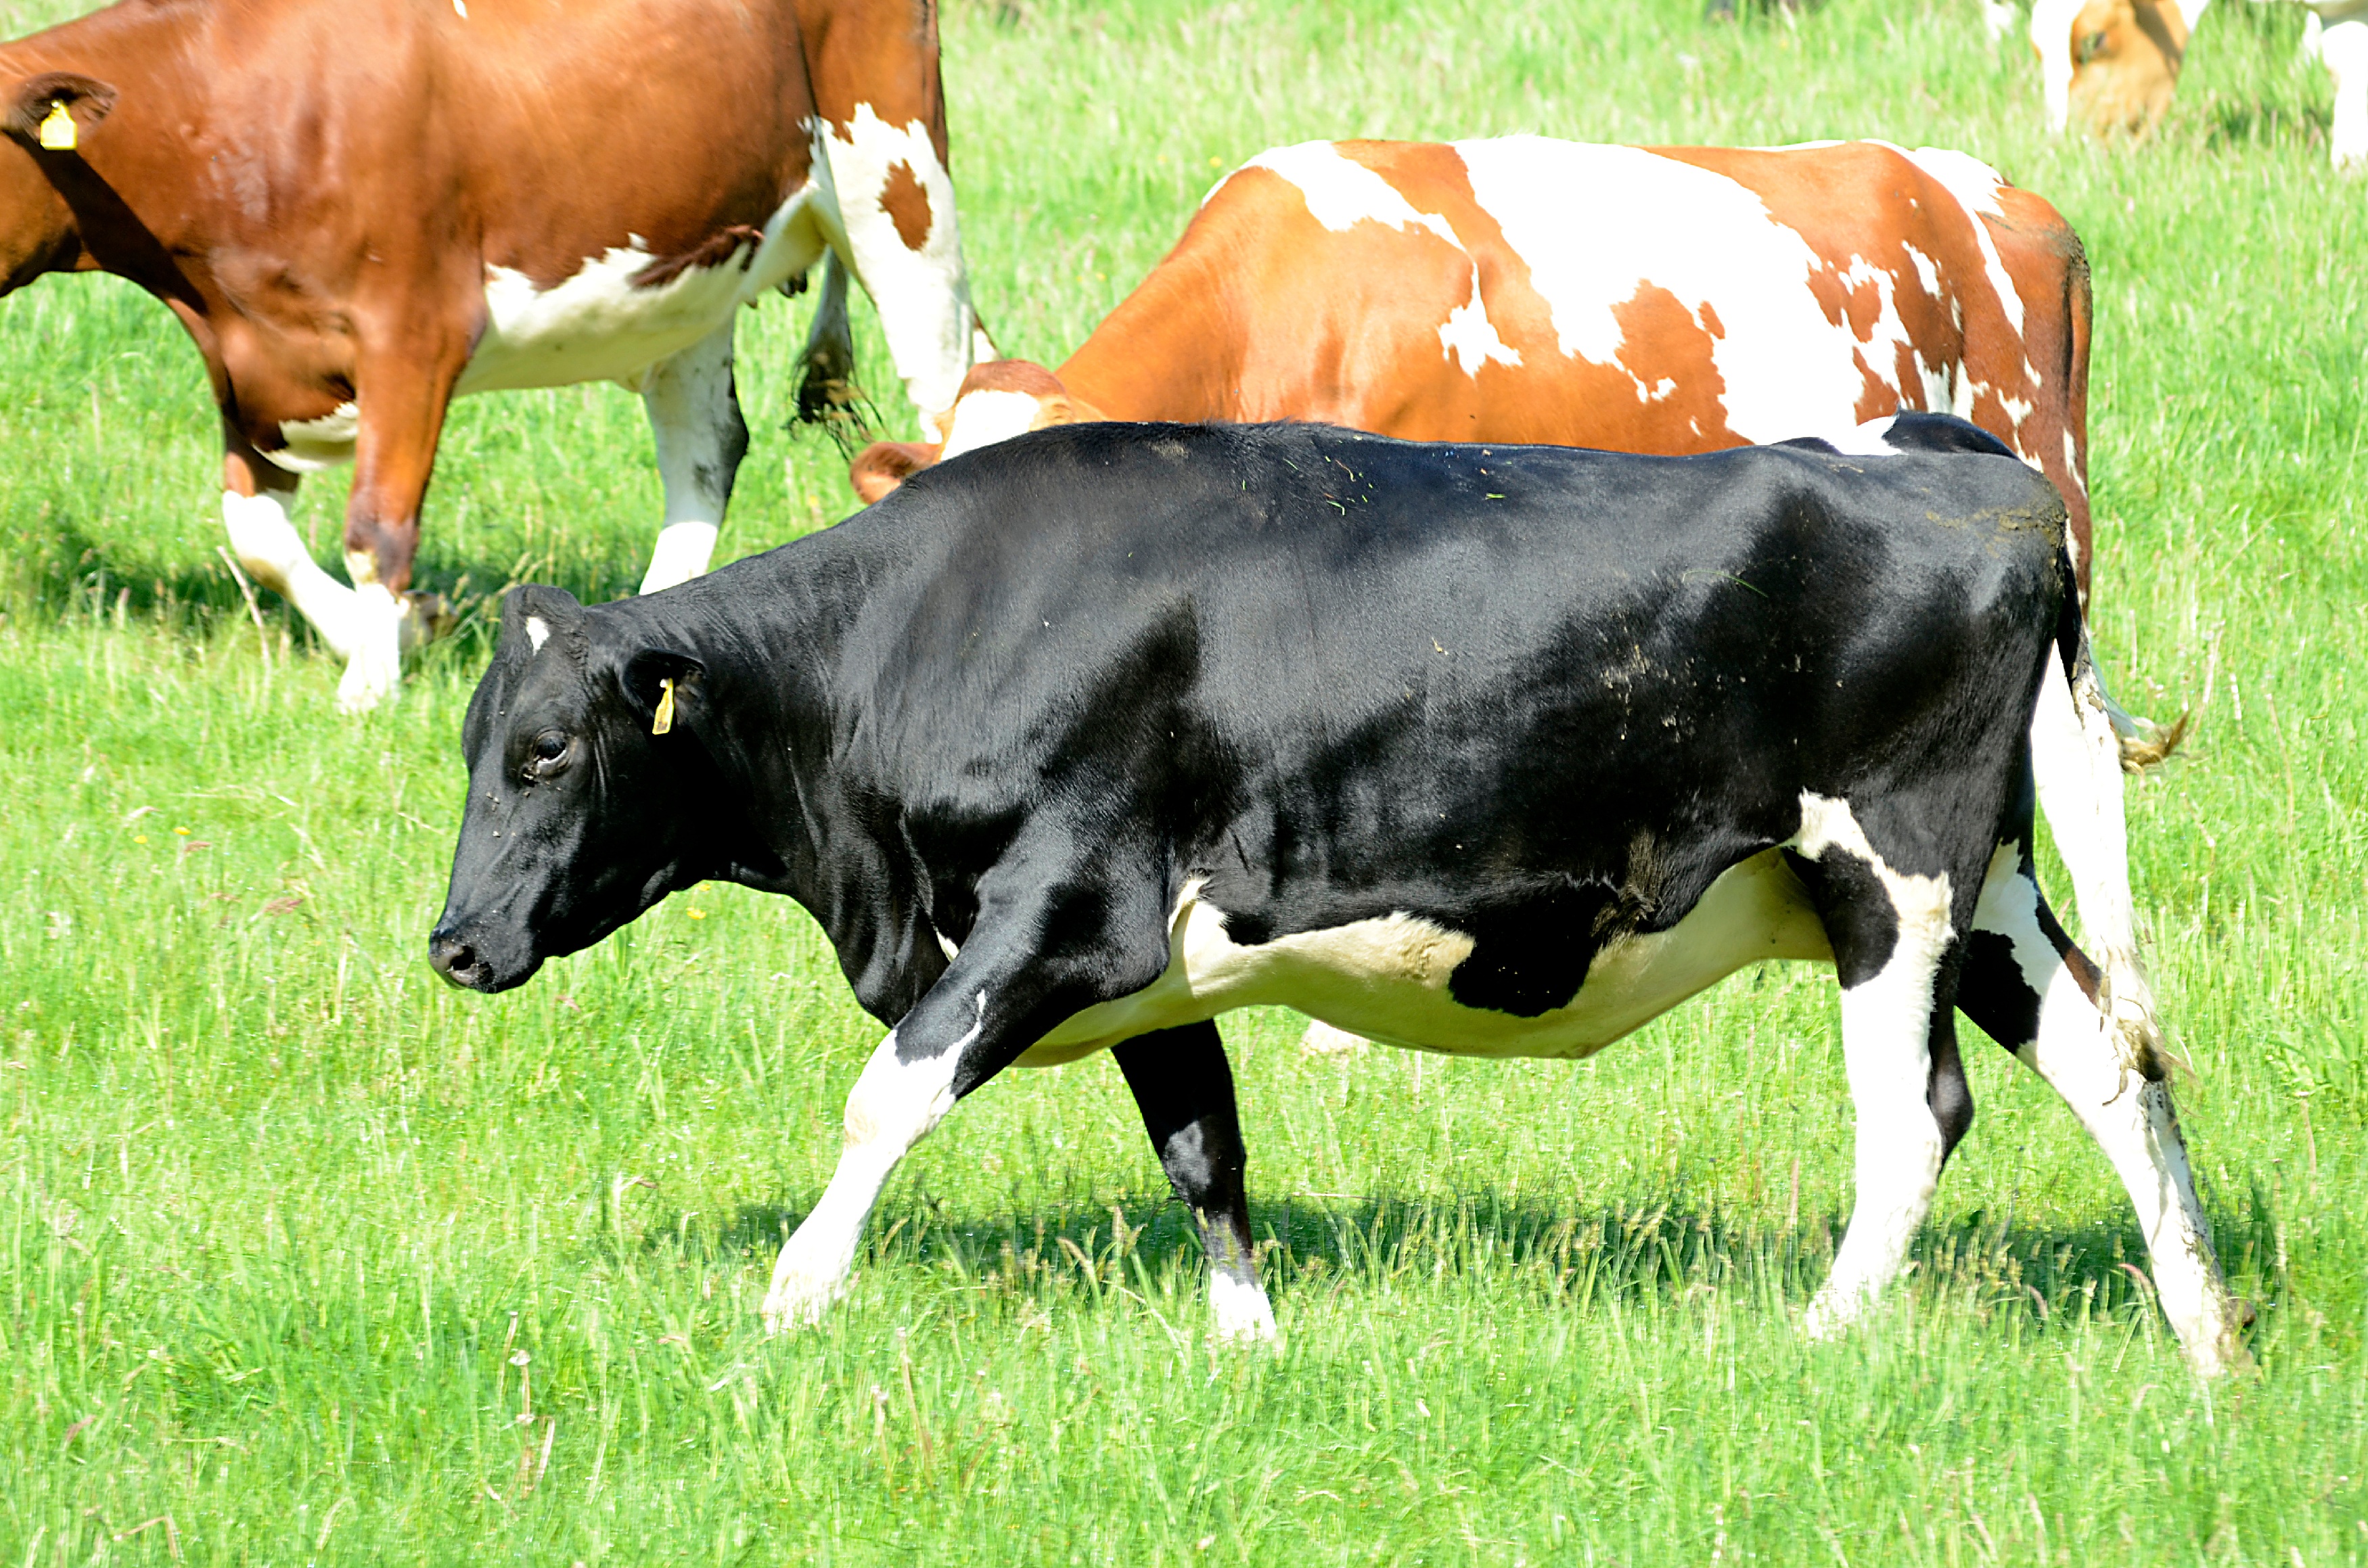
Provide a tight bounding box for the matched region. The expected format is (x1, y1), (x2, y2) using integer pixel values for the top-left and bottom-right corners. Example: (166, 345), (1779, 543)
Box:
(0, 0), (994, 711)
(2030, 0), (2367, 168)
(852, 137), (2168, 1067)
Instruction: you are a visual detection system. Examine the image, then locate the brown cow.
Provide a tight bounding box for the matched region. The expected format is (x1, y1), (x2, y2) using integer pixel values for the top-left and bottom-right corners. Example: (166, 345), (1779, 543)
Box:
(2031, 0), (2366, 166)
(853, 136), (2169, 1069)
(855, 139), (2100, 583)
(0, 0), (994, 711)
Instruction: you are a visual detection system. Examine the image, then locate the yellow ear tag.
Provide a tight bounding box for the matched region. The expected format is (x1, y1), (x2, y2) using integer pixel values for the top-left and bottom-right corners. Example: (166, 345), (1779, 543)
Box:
(37, 102), (76, 152)
(652, 678), (675, 735)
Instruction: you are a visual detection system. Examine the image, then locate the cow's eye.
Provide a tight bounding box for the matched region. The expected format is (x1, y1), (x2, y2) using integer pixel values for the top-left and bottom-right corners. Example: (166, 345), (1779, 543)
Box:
(524, 731), (570, 777)
(2076, 28), (2109, 60)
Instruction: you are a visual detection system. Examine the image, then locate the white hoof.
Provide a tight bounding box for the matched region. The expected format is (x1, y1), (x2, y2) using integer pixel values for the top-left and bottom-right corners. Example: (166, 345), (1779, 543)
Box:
(639, 521), (720, 595)
(759, 1272), (845, 1335)
(1301, 1019), (1370, 1057)
(334, 585), (405, 713)
(1208, 1272), (1279, 1344)
(1802, 1290), (1861, 1343)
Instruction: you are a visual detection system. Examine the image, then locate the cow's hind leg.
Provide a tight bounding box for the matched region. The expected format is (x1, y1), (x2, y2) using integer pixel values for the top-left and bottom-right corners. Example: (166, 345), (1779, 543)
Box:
(1957, 839), (2249, 1377)
(1790, 795), (1977, 1339)
(639, 324), (748, 595)
(2028, 630), (2165, 1070)
(1113, 1021), (1277, 1342)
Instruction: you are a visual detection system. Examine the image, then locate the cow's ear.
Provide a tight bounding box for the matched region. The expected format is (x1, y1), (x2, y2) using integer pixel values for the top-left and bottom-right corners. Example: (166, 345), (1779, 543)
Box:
(499, 583), (586, 657)
(3, 72), (119, 151)
(850, 440), (941, 504)
(618, 647), (708, 736)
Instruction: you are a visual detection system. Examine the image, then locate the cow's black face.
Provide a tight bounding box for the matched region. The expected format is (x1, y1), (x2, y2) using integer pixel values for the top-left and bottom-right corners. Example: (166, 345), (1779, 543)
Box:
(429, 585), (712, 992)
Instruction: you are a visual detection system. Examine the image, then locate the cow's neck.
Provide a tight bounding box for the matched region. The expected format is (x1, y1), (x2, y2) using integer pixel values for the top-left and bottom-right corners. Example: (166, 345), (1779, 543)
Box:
(636, 525), (951, 1023)
(1057, 240), (1242, 422)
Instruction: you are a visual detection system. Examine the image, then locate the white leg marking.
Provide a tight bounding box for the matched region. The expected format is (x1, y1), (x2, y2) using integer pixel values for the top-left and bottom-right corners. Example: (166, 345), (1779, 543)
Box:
(761, 1009), (974, 1332)
(221, 489), (365, 660)
(1974, 853), (2244, 1377)
(639, 325), (742, 595)
(816, 106), (982, 419)
(642, 524), (720, 596)
(1792, 793), (1956, 1339)
(333, 582), (406, 714)
(1208, 1269), (1279, 1343)
(2317, 18), (2368, 172)
(2027, 638), (2162, 1075)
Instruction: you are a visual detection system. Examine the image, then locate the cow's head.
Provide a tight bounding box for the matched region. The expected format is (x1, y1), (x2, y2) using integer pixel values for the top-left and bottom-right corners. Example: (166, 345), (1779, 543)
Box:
(849, 359), (1108, 503)
(0, 70), (116, 289)
(2031, 0), (2190, 138)
(428, 586), (717, 993)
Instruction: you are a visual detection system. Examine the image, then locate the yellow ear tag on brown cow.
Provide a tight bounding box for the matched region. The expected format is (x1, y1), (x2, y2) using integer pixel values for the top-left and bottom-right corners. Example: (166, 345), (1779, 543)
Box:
(652, 678), (676, 735)
(37, 102), (76, 152)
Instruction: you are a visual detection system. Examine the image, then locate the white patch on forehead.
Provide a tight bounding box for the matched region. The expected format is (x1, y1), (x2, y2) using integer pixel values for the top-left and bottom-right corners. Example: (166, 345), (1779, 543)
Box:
(525, 615), (551, 653)
(459, 184), (827, 399)
(1452, 138), (1865, 435)
(1244, 142), (1519, 378)
(938, 388), (1049, 461)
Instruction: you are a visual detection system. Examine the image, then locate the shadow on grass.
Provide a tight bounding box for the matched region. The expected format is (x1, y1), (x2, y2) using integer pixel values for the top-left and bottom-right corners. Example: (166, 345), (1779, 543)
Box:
(682, 1179), (2287, 1331)
(3, 514), (645, 656)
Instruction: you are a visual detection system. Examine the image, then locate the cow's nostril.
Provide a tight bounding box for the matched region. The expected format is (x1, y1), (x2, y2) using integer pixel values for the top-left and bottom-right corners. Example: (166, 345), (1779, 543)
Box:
(428, 933), (477, 983)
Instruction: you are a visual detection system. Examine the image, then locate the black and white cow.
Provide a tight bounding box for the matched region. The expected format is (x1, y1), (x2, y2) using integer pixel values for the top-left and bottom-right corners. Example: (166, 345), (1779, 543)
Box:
(429, 414), (2247, 1376)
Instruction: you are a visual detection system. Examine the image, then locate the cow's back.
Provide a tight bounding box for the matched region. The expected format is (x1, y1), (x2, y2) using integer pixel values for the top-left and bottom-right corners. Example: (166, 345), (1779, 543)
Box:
(1056, 137), (2094, 588)
(829, 422), (2069, 915)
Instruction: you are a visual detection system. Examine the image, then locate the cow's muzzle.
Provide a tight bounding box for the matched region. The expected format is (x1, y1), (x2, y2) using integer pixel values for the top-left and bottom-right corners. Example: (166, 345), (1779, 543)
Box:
(427, 923), (537, 992)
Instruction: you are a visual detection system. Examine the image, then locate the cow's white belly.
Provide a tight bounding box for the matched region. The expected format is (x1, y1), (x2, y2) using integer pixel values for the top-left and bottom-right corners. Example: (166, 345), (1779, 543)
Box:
(265, 183), (829, 470)
(457, 181), (828, 396)
(1021, 848), (1834, 1067)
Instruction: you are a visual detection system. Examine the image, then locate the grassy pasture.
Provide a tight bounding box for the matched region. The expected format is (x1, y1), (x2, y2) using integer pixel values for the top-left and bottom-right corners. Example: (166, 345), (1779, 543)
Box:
(3, 0), (2367, 1560)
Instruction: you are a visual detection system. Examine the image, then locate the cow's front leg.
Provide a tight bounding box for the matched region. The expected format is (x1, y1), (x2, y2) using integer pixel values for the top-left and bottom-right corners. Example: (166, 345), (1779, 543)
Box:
(1113, 1021), (1277, 1343)
(638, 324), (748, 595)
(338, 340), (467, 713)
(219, 432), (367, 660)
(760, 1014), (966, 1330)
(1957, 843), (2249, 1377)
(763, 866), (1175, 1332)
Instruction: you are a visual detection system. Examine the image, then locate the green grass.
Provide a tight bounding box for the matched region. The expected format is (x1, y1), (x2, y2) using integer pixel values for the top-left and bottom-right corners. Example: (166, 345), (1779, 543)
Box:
(3, 0), (2367, 1560)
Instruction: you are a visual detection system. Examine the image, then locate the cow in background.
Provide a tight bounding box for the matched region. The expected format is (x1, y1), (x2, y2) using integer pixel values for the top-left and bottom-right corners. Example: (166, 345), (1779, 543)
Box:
(848, 136), (2168, 1070)
(2030, 0), (2367, 166)
(0, 0), (995, 712)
